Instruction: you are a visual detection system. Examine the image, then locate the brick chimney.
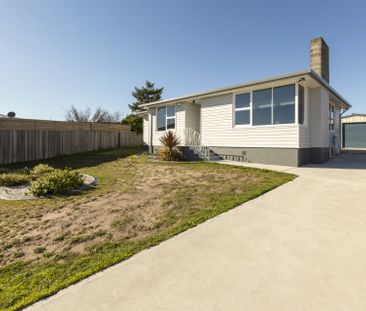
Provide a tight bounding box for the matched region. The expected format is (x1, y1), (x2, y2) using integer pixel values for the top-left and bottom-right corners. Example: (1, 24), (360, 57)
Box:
(310, 37), (329, 82)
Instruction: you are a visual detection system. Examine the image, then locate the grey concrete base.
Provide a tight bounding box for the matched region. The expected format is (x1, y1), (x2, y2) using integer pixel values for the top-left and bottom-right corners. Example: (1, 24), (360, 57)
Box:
(309, 147), (330, 164)
(151, 146), (330, 166)
(209, 147), (298, 166)
(209, 147), (329, 167)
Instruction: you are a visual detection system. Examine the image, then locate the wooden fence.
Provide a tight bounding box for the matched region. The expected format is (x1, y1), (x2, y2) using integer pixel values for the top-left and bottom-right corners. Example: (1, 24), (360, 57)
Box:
(0, 118), (142, 165)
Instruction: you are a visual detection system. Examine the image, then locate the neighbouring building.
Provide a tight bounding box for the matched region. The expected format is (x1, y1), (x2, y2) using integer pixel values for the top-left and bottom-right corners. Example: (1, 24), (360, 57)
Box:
(139, 37), (351, 166)
(342, 114), (366, 149)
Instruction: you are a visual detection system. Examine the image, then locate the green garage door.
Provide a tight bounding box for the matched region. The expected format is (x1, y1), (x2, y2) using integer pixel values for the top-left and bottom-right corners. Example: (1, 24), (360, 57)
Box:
(343, 123), (366, 148)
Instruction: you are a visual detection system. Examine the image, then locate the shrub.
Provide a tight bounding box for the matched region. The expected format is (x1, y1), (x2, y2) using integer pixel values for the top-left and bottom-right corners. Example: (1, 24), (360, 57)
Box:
(15, 167), (31, 175)
(158, 148), (182, 161)
(158, 131), (182, 161)
(29, 168), (84, 196)
(31, 164), (55, 179)
(0, 173), (30, 187)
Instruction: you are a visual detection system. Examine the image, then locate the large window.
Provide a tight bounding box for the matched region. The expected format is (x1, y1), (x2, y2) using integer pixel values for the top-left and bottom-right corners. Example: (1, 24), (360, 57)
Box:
(235, 84), (301, 127)
(234, 93), (250, 125)
(253, 88), (272, 125)
(273, 85), (295, 124)
(157, 106), (176, 131)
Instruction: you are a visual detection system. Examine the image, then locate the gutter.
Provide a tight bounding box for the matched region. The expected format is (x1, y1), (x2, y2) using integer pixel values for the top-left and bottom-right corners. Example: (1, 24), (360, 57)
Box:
(139, 69), (351, 110)
(139, 70), (311, 108)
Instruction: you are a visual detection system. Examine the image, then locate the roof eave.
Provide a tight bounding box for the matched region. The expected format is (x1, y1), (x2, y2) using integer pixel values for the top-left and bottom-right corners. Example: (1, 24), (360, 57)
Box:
(139, 70), (311, 109)
(139, 69), (351, 109)
(308, 70), (351, 109)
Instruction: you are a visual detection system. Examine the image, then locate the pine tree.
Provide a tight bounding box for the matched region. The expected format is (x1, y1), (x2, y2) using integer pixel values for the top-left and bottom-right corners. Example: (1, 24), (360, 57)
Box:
(122, 81), (164, 133)
(129, 80), (163, 112)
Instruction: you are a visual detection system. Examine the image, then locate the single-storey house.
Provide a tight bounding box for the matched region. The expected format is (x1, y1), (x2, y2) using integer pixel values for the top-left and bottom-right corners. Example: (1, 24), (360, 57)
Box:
(140, 37), (351, 166)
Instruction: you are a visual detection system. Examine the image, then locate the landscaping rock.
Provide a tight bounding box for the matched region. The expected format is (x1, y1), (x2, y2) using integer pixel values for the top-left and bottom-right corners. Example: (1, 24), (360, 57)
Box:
(0, 174), (96, 201)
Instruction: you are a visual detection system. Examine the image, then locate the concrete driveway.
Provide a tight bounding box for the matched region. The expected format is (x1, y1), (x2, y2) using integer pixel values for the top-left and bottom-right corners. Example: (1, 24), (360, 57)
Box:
(27, 154), (366, 311)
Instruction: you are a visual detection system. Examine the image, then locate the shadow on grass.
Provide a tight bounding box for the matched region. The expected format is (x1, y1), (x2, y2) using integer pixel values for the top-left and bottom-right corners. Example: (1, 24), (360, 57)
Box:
(0, 146), (147, 171)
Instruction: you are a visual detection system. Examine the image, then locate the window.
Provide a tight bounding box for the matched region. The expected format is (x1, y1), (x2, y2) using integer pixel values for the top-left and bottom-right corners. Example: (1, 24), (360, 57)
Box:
(273, 85), (295, 124)
(157, 106), (176, 131)
(329, 104), (334, 130)
(298, 85), (305, 124)
(234, 93), (250, 125)
(157, 107), (166, 131)
(253, 88), (272, 125)
(167, 106), (176, 129)
(234, 84), (301, 127)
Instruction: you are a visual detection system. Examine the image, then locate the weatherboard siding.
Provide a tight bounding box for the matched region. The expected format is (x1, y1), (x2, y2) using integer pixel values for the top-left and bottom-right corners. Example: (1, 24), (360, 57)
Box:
(185, 103), (200, 133)
(200, 94), (300, 148)
(143, 115), (148, 146)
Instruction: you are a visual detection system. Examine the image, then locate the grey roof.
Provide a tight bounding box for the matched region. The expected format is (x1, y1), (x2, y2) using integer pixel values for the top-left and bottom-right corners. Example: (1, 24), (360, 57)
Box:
(139, 69), (351, 109)
(0, 114), (9, 118)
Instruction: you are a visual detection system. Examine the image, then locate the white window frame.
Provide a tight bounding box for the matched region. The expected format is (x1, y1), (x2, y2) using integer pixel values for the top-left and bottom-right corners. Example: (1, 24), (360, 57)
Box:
(299, 85), (308, 127)
(233, 92), (251, 127)
(233, 83), (302, 128)
(156, 105), (176, 132)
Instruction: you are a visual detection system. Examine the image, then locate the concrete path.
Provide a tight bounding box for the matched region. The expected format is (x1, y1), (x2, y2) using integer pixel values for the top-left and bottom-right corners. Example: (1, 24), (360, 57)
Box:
(27, 154), (366, 311)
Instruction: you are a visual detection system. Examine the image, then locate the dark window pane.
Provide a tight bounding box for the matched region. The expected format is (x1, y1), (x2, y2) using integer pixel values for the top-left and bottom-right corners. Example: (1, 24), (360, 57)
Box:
(298, 85), (304, 124)
(235, 93), (250, 109)
(253, 88), (272, 125)
(167, 106), (176, 117)
(235, 110), (250, 125)
(273, 85), (295, 124)
(167, 118), (175, 129)
(157, 107), (166, 131)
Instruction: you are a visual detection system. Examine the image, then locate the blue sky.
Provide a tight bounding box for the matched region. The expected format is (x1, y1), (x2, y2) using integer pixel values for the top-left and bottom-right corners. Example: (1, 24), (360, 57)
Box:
(0, 0), (365, 120)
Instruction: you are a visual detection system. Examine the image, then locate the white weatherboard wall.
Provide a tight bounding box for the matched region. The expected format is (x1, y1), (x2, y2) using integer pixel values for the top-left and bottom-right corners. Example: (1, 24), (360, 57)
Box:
(151, 105), (185, 146)
(200, 94), (299, 148)
(185, 103), (200, 133)
(143, 115), (148, 146)
(309, 88), (330, 148)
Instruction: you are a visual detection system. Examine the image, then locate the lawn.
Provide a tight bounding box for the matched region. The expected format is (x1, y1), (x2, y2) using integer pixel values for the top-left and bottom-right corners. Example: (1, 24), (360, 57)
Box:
(0, 147), (296, 310)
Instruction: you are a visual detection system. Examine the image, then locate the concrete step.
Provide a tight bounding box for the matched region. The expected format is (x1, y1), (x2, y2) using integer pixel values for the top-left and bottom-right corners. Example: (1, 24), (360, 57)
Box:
(181, 146), (223, 161)
(208, 155), (222, 161)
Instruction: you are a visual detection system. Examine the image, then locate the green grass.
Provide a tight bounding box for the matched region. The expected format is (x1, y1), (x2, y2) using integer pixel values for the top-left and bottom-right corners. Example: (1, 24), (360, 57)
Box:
(0, 147), (296, 310)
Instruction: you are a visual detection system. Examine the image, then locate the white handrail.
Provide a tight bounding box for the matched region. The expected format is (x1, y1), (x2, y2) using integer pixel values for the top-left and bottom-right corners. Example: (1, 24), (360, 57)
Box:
(184, 128), (212, 160)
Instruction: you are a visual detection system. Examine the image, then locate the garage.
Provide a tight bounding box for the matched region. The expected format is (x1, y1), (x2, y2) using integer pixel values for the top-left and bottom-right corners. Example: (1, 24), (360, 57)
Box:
(342, 114), (366, 149)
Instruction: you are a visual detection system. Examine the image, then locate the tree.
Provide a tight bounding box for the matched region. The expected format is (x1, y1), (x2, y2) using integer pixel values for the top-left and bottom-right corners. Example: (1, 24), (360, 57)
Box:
(65, 105), (91, 122)
(122, 81), (164, 134)
(90, 107), (121, 123)
(65, 105), (121, 123)
(129, 80), (163, 112)
(121, 114), (143, 133)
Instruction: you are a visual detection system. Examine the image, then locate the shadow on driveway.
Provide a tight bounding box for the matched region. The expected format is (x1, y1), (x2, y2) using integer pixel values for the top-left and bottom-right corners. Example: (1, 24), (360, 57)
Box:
(304, 152), (366, 170)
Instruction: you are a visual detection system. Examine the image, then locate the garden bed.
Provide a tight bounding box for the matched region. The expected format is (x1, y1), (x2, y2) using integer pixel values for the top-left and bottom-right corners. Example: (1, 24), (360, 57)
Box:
(0, 174), (96, 201)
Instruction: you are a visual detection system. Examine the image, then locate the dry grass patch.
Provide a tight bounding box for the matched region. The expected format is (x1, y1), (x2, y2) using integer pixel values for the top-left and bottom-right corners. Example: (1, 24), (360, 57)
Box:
(0, 147), (296, 310)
